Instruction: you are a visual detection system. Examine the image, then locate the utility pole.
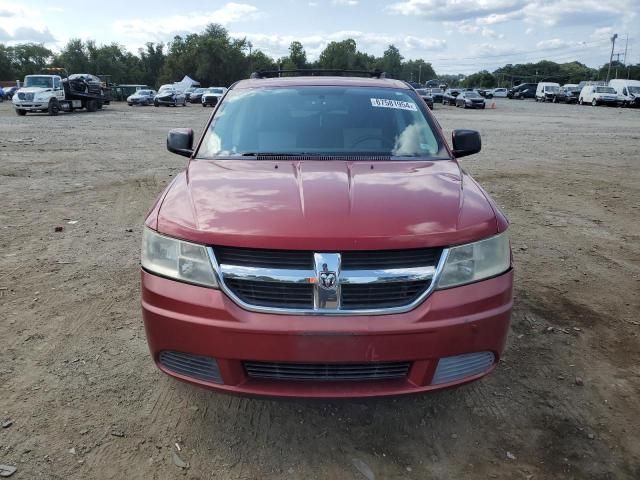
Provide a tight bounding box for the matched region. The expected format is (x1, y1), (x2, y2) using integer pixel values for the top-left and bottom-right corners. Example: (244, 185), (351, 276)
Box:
(418, 64), (422, 84)
(623, 34), (628, 65)
(606, 33), (618, 82)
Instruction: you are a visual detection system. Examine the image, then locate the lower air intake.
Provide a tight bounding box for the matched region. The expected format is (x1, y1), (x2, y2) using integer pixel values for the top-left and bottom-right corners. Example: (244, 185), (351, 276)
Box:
(244, 361), (411, 381)
(159, 351), (223, 384)
(431, 351), (495, 385)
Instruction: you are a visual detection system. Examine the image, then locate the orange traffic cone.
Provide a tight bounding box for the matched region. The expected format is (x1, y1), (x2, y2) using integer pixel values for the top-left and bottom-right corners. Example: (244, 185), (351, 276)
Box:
(490, 101), (496, 109)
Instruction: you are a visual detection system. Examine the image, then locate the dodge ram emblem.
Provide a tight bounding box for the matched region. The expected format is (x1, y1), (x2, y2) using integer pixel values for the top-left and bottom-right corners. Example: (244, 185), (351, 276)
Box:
(319, 269), (337, 290)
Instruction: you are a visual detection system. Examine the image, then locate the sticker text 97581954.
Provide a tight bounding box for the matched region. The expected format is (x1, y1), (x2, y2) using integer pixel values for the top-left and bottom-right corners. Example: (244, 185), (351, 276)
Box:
(370, 98), (418, 111)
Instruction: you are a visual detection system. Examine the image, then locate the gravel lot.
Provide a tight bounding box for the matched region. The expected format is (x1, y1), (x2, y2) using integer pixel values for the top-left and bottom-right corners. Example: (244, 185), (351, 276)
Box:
(1, 98), (639, 480)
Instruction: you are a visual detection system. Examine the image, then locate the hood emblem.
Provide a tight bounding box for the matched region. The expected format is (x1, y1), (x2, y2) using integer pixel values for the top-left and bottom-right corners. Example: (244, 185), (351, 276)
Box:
(318, 265), (337, 290)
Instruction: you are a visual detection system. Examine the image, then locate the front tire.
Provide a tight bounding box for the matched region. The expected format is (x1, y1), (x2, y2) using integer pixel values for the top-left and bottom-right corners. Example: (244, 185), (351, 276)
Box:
(16, 109), (27, 116)
(591, 99), (598, 106)
(579, 98), (584, 105)
(48, 99), (60, 116)
(154, 100), (159, 107)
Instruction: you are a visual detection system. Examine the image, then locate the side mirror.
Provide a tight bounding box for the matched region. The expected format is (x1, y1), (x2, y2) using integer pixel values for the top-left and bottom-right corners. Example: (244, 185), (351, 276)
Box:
(452, 129), (481, 158)
(167, 128), (194, 157)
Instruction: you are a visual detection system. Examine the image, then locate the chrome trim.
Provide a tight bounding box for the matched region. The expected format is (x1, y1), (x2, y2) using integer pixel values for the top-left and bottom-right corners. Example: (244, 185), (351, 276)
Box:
(339, 266), (435, 284)
(207, 247), (451, 316)
(219, 264), (314, 284)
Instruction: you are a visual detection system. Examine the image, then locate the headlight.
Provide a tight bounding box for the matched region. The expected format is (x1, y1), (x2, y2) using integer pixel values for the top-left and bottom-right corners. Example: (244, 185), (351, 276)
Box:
(141, 228), (218, 288)
(436, 232), (510, 289)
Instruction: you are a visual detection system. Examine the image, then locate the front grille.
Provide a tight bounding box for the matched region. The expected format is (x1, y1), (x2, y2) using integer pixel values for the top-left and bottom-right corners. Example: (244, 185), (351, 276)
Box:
(244, 361), (411, 381)
(225, 278), (314, 308)
(341, 280), (430, 309)
(215, 246), (313, 269)
(213, 246), (443, 313)
(159, 351), (223, 384)
(341, 248), (441, 269)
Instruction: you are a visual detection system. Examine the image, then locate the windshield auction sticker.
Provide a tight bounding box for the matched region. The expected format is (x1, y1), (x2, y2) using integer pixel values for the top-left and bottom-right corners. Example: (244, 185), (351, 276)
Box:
(370, 98), (418, 111)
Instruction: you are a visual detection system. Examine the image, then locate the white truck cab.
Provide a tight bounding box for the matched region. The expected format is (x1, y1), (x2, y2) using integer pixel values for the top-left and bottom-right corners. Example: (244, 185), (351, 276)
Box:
(535, 82), (560, 102)
(579, 85), (619, 106)
(608, 79), (640, 107)
(12, 75), (67, 115)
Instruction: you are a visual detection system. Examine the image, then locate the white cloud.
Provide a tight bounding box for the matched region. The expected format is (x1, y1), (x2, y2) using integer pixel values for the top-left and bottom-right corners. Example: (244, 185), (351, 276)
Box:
(332, 0), (359, 5)
(536, 38), (576, 49)
(388, 0), (636, 28)
(113, 2), (262, 43)
(0, 2), (57, 43)
(308, 1), (319, 6)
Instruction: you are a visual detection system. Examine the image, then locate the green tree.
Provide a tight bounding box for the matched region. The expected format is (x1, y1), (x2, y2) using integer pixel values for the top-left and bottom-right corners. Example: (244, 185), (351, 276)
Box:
(381, 45), (403, 78)
(288, 41), (307, 69)
(317, 39), (357, 70)
(56, 39), (89, 73)
(0, 44), (16, 80)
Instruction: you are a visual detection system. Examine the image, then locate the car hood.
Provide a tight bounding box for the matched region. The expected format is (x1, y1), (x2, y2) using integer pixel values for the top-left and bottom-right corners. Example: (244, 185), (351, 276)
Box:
(16, 87), (50, 94)
(154, 160), (501, 250)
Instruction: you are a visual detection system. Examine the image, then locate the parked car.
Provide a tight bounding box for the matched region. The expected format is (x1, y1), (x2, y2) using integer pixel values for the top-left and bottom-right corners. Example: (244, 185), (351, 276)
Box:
(579, 85), (619, 106)
(201, 87), (227, 107)
(0, 86), (3, 102)
(608, 79), (640, 107)
(476, 89), (494, 99)
(141, 72), (513, 398)
(154, 87), (186, 107)
(188, 88), (206, 104)
(127, 89), (156, 106)
(425, 87), (444, 103)
(3, 86), (19, 99)
(456, 90), (486, 109)
(492, 88), (508, 98)
(415, 88), (434, 109)
(535, 82), (560, 102)
(551, 85), (580, 104)
(507, 83), (537, 99)
(184, 86), (198, 101)
(442, 88), (462, 105)
(65, 74), (103, 96)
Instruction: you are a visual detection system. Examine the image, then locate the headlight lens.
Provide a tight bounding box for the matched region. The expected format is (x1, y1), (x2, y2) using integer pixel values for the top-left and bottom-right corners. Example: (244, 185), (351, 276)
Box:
(141, 228), (218, 288)
(436, 232), (510, 289)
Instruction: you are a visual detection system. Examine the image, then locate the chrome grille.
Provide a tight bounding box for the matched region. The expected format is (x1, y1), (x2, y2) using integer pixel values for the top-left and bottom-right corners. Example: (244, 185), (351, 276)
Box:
(225, 278), (314, 308)
(209, 246), (445, 314)
(244, 361), (411, 381)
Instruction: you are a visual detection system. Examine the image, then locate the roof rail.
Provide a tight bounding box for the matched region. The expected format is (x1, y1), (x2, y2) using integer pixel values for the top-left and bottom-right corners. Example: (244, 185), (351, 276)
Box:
(249, 69), (386, 79)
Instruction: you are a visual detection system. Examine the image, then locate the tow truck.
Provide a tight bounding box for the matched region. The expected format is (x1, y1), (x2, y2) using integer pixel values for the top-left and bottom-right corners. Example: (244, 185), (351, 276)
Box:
(12, 68), (111, 116)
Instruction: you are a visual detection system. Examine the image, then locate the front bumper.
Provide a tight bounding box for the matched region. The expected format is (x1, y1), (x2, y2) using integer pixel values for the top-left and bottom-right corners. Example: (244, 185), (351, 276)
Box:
(155, 97), (178, 105)
(202, 97), (219, 106)
(13, 102), (46, 111)
(141, 269), (513, 398)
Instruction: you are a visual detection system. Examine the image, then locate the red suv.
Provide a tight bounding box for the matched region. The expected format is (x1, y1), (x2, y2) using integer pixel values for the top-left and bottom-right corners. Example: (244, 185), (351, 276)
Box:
(141, 71), (513, 398)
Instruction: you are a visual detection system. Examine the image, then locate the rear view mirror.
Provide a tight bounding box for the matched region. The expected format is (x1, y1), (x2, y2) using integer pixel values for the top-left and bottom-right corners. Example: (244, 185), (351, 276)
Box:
(167, 128), (194, 157)
(452, 129), (481, 158)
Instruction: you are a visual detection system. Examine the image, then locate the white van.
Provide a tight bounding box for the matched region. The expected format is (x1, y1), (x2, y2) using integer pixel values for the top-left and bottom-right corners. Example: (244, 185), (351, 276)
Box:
(608, 79), (640, 107)
(492, 88), (508, 97)
(579, 85), (619, 106)
(535, 82), (560, 102)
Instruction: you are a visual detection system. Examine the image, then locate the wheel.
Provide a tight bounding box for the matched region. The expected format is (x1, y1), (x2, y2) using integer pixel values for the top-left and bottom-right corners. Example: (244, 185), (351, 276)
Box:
(154, 100), (159, 107)
(97, 102), (103, 110)
(182, 100), (186, 106)
(579, 98), (584, 105)
(48, 99), (60, 116)
(16, 109), (27, 116)
(128, 103), (133, 106)
(481, 105), (486, 109)
(552, 96), (557, 103)
(591, 99), (597, 106)
(86, 99), (98, 112)
(202, 103), (206, 107)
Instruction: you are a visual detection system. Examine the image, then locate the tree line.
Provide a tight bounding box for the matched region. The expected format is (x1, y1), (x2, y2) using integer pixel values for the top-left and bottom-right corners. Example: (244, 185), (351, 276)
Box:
(1, 23), (639, 88)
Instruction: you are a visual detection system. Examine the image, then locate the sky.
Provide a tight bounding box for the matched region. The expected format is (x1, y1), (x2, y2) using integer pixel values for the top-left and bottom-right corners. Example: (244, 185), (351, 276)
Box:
(1, 0), (639, 74)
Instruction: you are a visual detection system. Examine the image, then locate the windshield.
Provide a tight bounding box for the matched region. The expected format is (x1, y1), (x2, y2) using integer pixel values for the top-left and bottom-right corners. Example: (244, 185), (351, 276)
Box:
(627, 86), (640, 94)
(596, 87), (615, 93)
(197, 86), (447, 159)
(158, 85), (173, 92)
(207, 88), (225, 94)
(24, 76), (54, 88)
(194, 88), (205, 93)
(415, 89), (428, 95)
(466, 92), (482, 98)
(545, 86), (559, 92)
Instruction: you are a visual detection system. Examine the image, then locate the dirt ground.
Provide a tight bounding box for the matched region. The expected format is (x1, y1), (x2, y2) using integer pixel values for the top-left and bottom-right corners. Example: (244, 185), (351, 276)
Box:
(0, 97), (638, 480)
